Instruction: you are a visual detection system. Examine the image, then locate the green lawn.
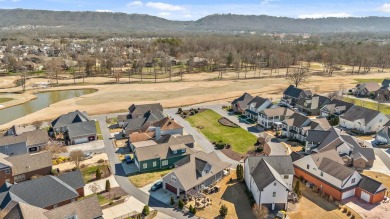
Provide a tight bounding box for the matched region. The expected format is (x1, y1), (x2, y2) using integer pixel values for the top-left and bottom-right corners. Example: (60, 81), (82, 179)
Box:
(81, 164), (109, 183)
(343, 97), (390, 114)
(95, 121), (103, 140)
(354, 78), (384, 83)
(129, 169), (172, 188)
(79, 194), (110, 205)
(0, 97), (14, 103)
(186, 110), (257, 154)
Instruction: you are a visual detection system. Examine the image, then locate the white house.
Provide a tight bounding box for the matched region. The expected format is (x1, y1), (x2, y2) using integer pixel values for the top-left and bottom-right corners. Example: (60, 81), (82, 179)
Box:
(258, 107), (294, 129)
(244, 96), (273, 120)
(244, 156), (294, 211)
(339, 106), (389, 133)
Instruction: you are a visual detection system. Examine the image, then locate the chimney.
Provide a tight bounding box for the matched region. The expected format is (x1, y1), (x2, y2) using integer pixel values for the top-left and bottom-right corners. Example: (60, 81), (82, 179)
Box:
(311, 96), (319, 110)
(155, 126), (161, 140)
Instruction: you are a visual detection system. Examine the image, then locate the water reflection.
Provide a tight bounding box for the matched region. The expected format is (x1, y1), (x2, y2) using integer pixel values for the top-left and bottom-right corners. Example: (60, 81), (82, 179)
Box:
(0, 89), (96, 125)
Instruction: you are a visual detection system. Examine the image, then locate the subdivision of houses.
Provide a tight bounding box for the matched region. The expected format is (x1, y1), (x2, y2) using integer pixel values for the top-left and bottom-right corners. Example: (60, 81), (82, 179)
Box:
(339, 105), (389, 134)
(258, 107), (294, 129)
(0, 129), (49, 156)
(0, 151), (52, 186)
(162, 151), (231, 197)
(132, 135), (195, 172)
(244, 96), (273, 120)
(244, 156), (294, 211)
(231, 93), (253, 113)
(0, 170), (85, 210)
(354, 82), (381, 97)
(305, 127), (375, 168)
(293, 150), (386, 204)
(279, 85), (312, 107)
(320, 98), (354, 118)
(295, 94), (331, 116)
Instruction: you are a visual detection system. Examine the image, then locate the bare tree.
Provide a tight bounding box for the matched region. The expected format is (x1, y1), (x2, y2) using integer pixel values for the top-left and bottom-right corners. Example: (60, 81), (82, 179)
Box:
(288, 67), (309, 88)
(252, 205), (269, 219)
(88, 183), (101, 194)
(69, 150), (84, 168)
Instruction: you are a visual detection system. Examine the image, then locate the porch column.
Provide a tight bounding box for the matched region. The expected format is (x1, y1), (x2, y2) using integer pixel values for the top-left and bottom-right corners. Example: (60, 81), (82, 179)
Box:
(177, 187), (180, 197)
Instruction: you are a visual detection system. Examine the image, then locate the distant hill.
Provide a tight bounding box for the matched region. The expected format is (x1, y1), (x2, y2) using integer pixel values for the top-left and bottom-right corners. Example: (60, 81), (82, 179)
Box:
(1, 9), (390, 34)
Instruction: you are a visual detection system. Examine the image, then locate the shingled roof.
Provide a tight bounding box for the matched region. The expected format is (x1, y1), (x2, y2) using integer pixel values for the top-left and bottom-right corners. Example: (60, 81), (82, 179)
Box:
(248, 96), (270, 108)
(231, 93), (253, 108)
(51, 110), (89, 129)
(283, 85), (312, 98)
(340, 105), (381, 125)
(0, 129), (49, 148)
(67, 120), (97, 139)
(4, 151), (52, 176)
(128, 103), (163, 118)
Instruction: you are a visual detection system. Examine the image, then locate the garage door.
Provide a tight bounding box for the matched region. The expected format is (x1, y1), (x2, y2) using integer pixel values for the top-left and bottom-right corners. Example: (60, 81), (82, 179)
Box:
(360, 191), (370, 202)
(74, 137), (89, 144)
(165, 183), (177, 195)
(342, 189), (355, 200)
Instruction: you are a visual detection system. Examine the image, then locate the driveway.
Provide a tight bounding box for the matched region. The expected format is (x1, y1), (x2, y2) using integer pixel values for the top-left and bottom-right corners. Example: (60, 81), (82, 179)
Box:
(374, 149), (390, 171)
(121, 161), (139, 176)
(343, 197), (390, 219)
(140, 180), (179, 205)
(66, 140), (105, 152)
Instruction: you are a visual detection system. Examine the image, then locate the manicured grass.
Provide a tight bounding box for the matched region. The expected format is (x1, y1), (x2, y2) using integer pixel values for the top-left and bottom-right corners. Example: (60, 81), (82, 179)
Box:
(81, 164), (109, 183)
(129, 169), (172, 188)
(95, 121), (103, 140)
(354, 78), (384, 83)
(186, 110), (257, 154)
(0, 97), (13, 103)
(80, 194), (111, 205)
(343, 97), (390, 114)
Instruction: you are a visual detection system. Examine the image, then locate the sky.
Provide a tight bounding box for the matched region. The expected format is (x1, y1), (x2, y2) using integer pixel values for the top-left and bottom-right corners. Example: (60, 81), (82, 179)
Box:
(1, 0), (390, 20)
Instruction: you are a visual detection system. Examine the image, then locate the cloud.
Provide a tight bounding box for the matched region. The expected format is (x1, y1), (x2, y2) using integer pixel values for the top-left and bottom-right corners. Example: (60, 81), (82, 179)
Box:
(145, 2), (185, 11)
(158, 12), (171, 16)
(379, 3), (390, 12)
(261, 0), (280, 5)
(127, 1), (143, 7)
(11, 0), (22, 2)
(298, 12), (352, 19)
(96, 10), (112, 13)
(183, 14), (192, 18)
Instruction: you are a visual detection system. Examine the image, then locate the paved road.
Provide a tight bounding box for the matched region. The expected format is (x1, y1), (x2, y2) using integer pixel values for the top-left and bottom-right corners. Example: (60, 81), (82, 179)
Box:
(374, 148), (390, 170)
(95, 115), (192, 219)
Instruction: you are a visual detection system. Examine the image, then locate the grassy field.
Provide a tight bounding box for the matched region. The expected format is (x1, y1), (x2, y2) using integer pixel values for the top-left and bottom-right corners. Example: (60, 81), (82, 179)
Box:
(186, 110), (257, 154)
(354, 78), (384, 83)
(343, 97), (390, 114)
(129, 169), (172, 188)
(0, 97), (13, 103)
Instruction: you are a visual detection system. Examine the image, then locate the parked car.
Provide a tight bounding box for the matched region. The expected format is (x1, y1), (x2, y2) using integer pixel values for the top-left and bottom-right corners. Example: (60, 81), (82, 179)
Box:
(84, 152), (94, 159)
(375, 141), (387, 146)
(151, 181), (163, 191)
(275, 210), (286, 219)
(125, 155), (133, 164)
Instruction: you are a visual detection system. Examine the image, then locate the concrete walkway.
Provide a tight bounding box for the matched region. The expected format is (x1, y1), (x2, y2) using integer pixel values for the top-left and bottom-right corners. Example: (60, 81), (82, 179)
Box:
(85, 175), (120, 196)
(66, 140), (105, 152)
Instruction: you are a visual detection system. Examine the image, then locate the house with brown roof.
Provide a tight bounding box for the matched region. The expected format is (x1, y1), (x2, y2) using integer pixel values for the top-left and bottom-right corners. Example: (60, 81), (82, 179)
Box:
(244, 96), (273, 120)
(162, 151), (231, 197)
(293, 150), (386, 204)
(320, 98), (355, 118)
(0, 151), (52, 186)
(258, 107), (294, 129)
(354, 82), (381, 97)
(0, 129), (49, 156)
(231, 93), (253, 113)
(295, 94), (331, 116)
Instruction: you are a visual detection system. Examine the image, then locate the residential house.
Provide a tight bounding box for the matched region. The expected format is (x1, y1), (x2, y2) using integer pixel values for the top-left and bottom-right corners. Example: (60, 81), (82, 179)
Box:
(354, 82), (381, 97)
(132, 135), (195, 172)
(0, 151), (52, 186)
(293, 150), (386, 204)
(67, 120), (97, 145)
(162, 151), (231, 197)
(187, 57), (208, 68)
(51, 110), (89, 133)
(0, 129), (49, 156)
(320, 99), (354, 118)
(339, 105), (389, 134)
(244, 156), (294, 211)
(122, 111), (166, 136)
(258, 107), (294, 129)
(376, 126), (390, 144)
(305, 127), (375, 168)
(1, 195), (103, 219)
(231, 93), (253, 114)
(295, 95), (331, 116)
(376, 79), (390, 102)
(0, 170), (85, 210)
(5, 124), (36, 136)
(244, 96), (273, 120)
(281, 113), (311, 142)
(128, 103), (164, 119)
(279, 85), (312, 107)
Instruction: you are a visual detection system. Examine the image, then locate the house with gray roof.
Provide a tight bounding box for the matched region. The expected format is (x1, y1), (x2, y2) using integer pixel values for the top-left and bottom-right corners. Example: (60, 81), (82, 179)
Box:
(376, 126), (390, 144)
(305, 127), (375, 168)
(51, 110), (89, 133)
(244, 96), (273, 120)
(339, 105), (388, 134)
(244, 156), (294, 211)
(281, 112), (311, 142)
(122, 110), (166, 136)
(0, 129), (49, 156)
(354, 82), (381, 97)
(231, 93), (253, 113)
(293, 150), (386, 204)
(279, 85), (312, 107)
(0, 170), (85, 210)
(128, 103), (164, 119)
(162, 151), (231, 197)
(295, 94), (331, 116)
(320, 98), (355, 118)
(67, 120), (97, 145)
(258, 107), (294, 129)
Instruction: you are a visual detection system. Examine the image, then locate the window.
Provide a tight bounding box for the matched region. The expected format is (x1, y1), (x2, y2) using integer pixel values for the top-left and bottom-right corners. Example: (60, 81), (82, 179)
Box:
(284, 175), (289, 179)
(273, 192), (276, 197)
(173, 150), (177, 154)
(274, 182), (277, 186)
(143, 163), (147, 169)
(320, 171), (323, 177)
(306, 164), (310, 169)
(162, 160), (168, 166)
(5, 168), (10, 174)
(14, 174), (25, 182)
(351, 178), (355, 183)
(380, 119), (383, 123)
(181, 149), (186, 152)
(153, 161), (157, 167)
(171, 176), (177, 182)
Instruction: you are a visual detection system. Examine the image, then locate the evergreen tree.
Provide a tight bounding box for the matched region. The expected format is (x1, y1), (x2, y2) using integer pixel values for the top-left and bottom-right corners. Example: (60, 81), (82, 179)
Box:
(96, 167), (102, 179)
(170, 196), (175, 206)
(142, 205), (150, 216)
(178, 199), (184, 209)
(219, 204), (228, 217)
(105, 179), (111, 192)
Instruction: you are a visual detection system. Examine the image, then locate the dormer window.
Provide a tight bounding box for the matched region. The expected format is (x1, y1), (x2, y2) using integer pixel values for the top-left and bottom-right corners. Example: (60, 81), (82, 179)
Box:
(351, 178), (355, 183)
(181, 149), (186, 153)
(274, 182), (277, 186)
(173, 150), (177, 154)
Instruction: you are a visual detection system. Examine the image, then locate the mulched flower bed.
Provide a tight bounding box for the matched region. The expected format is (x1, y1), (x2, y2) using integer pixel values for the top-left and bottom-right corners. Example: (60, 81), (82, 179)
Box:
(218, 117), (239, 128)
(221, 148), (246, 161)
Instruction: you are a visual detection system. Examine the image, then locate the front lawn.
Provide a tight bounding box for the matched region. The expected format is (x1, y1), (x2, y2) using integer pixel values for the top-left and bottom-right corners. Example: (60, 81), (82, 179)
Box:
(343, 97), (390, 114)
(129, 169), (172, 188)
(186, 110), (257, 154)
(81, 164), (110, 183)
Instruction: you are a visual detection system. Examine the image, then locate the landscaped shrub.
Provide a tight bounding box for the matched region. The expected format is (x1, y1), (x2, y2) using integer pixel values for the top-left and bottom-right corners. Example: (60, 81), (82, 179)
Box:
(191, 207), (197, 214)
(351, 214), (355, 219)
(170, 197), (175, 206)
(219, 204), (228, 218)
(52, 160), (58, 165)
(256, 146), (263, 153)
(347, 210), (351, 216)
(189, 205), (193, 213)
(105, 179), (111, 192)
(177, 108), (183, 114)
(216, 143), (225, 149)
(142, 205), (150, 216)
(178, 200), (184, 209)
(96, 167), (102, 179)
(342, 207), (347, 213)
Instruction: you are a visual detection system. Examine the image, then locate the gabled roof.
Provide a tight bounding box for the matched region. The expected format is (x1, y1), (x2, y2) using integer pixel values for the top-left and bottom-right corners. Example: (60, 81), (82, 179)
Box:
(156, 134), (194, 145)
(43, 196), (103, 219)
(283, 112), (310, 128)
(310, 117), (331, 130)
(283, 85), (312, 98)
(320, 98), (354, 115)
(231, 93), (253, 107)
(318, 157), (355, 181)
(248, 96), (270, 108)
(2, 201), (47, 219)
(357, 82), (381, 92)
(165, 151), (231, 191)
(51, 110), (89, 128)
(128, 103), (163, 118)
(340, 105), (381, 125)
(4, 151), (52, 176)
(134, 140), (194, 162)
(56, 170), (85, 190)
(358, 175), (385, 194)
(0, 129), (49, 148)
(260, 107), (294, 117)
(124, 111), (166, 132)
(296, 95), (330, 110)
(151, 117), (183, 131)
(306, 130), (332, 142)
(67, 120), (97, 139)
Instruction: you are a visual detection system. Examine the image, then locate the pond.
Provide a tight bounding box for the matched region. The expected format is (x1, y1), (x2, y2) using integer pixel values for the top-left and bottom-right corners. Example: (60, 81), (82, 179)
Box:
(0, 89), (96, 125)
